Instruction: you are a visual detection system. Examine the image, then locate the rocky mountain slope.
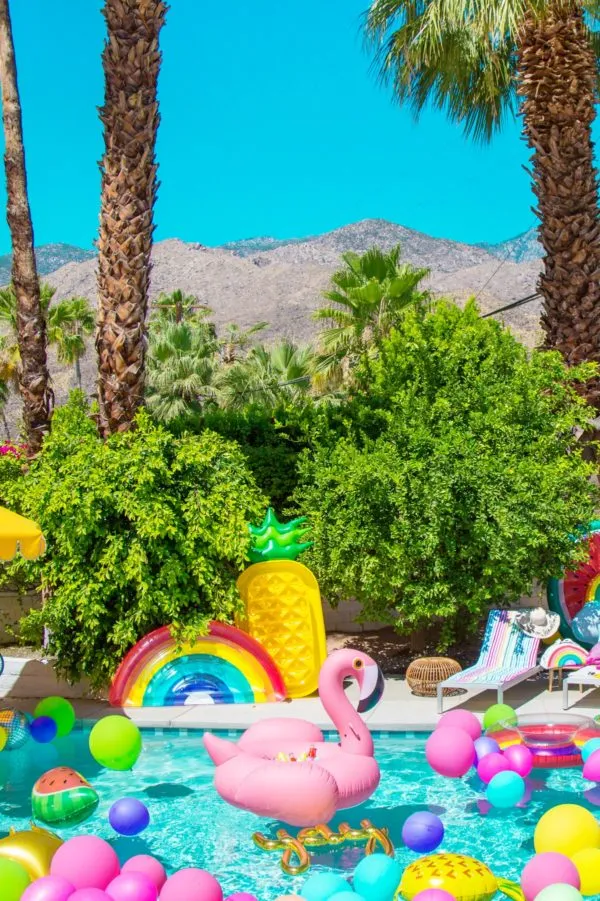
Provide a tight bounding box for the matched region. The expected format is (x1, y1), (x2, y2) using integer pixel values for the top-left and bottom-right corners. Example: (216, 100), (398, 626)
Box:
(479, 227), (543, 263)
(1, 219), (544, 434)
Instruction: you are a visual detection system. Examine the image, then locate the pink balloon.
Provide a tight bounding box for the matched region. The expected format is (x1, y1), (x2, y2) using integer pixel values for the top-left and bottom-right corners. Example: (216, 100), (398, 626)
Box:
(413, 892), (456, 901)
(122, 856), (166, 891)
(159, 869), (223, 901)
(51, 836), (120, 890)
(583, 748), (600, 781)
(425, 727), (475, 778)
(477, 752), (510, 784)
(521, 853), (580, 901)
(107, 872), (158, 901)
(437, 710), (482, 741)
(22, 876), (76, 901)
(70, 892), (112, 901)
(503, 744), (533, 778)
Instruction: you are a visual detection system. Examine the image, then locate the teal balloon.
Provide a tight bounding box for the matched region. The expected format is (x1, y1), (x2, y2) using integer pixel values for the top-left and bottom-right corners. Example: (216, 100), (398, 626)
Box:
(534, 885), (583, 901)
(302, 873), (350, 901)
(486, 770), (525, 808)
(582, 738), (600, 762)
(329, 894), (366, 901)
(353, 854), (402, 901)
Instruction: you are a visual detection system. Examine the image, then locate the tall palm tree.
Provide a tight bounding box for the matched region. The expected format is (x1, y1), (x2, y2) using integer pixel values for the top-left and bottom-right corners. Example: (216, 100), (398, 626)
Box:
(219, 321), (269, 365)
(365, 0), (600, 400)
(313, 245), (429, 387)
(152, 289), (212, 326)
(0, 0), (51, 451)
(217, 341), (315, 410)
(96, 0), (167, 436)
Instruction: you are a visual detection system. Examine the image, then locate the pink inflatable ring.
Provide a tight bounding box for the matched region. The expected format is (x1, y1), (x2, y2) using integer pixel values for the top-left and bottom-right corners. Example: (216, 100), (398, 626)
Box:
(492, 714), (600, 768)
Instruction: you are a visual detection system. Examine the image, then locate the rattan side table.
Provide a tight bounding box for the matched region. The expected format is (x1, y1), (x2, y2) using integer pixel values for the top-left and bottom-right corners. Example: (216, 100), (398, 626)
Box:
(406, 656), (462, 697)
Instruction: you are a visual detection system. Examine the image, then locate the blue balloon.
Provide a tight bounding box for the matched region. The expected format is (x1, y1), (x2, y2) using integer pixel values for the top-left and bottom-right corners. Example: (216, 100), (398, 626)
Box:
(302, 873), (350, 901)
(582, 738), (600, 762)
(474, 736), (500, 762)
(108, 797), (150, 836)
(354, 853), (402, 901)
(572, 602), (600, 645)
(486, 770), (525, 808)
(401, 811), (444, 853)
(29, 716), (58, 744)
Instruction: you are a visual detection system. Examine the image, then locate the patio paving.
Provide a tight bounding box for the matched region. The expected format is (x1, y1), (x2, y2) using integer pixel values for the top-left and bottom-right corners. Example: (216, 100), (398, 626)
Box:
(5, 671), (599, 730)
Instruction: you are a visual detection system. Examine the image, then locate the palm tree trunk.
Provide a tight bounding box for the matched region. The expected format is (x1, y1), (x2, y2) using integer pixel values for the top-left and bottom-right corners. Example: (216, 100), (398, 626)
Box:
(0, 0), (51, 451)
(1, 408), (10, 441)
(516, 1), (600, 403)
(75, 355), (82, 391)
(96, 0), (167, 436)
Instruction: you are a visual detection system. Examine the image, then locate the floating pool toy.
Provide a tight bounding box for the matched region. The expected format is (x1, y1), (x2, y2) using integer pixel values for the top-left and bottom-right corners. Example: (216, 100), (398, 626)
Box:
(548, 521), (600, 649)
(33, 697), (75, 738)
(236, 509), (326, 699)
(89, 716), (142, 771)
(109, 798), (150, 836)
(534, 804), (600, 857)
(492, 714), (600, 768)
(398, 853), (524, 901)
(0, 707), (30, 749)
(540, 639), (588, 669)
(0, 825), (63, 880)
(254, 820), (393, 875)
(204, 649), (384, 826)
(32, 767), (99, 825)
(109, 621), (286, 707)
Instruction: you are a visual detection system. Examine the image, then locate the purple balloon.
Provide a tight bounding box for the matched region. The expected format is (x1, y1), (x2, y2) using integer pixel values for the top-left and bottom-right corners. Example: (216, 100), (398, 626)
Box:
(109, 797), (150, 836)
(474, 736), (500, 762)
(22, 876), (75, 901)
(30, 716), (58, 744)
(106, 871), (157, 901)
(402, 811), (444, 853)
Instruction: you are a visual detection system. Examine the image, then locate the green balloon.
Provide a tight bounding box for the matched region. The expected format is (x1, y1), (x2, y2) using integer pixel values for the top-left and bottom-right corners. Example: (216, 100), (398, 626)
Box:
(34, 696), (75, 738)
(89, 715), (142, 770)
(0, 858), (31, 900)
(534, 886), (583, 901)
(483, 703), (518, 732)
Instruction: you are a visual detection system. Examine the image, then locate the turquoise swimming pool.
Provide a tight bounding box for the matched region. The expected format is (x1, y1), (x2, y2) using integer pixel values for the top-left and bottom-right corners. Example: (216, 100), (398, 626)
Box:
(0, 729), (599, 899)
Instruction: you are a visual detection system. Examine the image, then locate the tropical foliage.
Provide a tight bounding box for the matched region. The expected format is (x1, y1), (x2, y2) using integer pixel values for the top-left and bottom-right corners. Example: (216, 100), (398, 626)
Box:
(313, 245), (429, 388)
(364, 0), (600, 401)
(0, 393), (266, 687)
(295, 301), (598, 643)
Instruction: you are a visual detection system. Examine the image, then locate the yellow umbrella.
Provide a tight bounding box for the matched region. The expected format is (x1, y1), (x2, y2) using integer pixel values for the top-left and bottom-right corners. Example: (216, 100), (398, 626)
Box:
(0, 506), (45, 560)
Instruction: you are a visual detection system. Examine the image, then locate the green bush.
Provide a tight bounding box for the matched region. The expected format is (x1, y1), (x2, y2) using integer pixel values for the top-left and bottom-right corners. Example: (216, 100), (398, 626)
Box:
(0, 394), (266, 687)
(295, 301), (598, 644)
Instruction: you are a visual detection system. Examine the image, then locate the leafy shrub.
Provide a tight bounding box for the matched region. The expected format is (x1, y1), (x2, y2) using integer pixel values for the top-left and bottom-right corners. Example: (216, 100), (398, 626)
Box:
(295, 301), (598, 645)
(0, 394), (266, 687)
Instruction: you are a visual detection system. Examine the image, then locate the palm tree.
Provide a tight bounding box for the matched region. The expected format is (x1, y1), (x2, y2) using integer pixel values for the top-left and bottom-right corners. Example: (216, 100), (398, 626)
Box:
(217, 341), (315, 410)
(152, 289), (212, 326)
(46, 296), (95, 390)
(146, 318), (219, 424)
(219, 321), (269, 365)
(365, 0), (600, 400)
(96, 0), (167, 436)
(0, 0), (51, 451)
(313, 245), (429, 387)
(0, 334), (16, 440)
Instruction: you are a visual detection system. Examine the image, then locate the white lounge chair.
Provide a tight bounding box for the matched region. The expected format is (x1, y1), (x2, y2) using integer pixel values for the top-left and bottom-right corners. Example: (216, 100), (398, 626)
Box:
(437, 609), (541, 714)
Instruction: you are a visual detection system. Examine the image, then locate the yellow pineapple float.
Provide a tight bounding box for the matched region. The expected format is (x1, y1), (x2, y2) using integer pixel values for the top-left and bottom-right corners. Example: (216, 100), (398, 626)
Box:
(399, 853), (524, 901)
(237, 508), (326, 698)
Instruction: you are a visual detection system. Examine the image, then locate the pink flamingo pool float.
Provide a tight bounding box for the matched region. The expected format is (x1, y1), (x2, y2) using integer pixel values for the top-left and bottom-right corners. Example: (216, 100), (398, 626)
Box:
(203, 649), (384, 827)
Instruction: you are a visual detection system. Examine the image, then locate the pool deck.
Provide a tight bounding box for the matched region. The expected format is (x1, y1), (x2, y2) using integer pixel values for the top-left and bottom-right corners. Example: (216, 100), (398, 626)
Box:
(6, 672), (600, 731)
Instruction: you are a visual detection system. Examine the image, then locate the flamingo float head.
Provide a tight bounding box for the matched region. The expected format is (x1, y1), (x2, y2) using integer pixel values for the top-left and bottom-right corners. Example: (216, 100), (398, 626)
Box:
(320, 648), (384, 713)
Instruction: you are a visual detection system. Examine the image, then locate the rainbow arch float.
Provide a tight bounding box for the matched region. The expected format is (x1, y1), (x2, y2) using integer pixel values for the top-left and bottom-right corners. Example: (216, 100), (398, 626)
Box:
(109, 622), (287, 708)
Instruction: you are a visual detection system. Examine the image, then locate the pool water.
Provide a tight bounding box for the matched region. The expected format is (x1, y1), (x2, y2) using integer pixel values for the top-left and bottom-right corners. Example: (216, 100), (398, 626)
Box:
(1, 730), (599, 899)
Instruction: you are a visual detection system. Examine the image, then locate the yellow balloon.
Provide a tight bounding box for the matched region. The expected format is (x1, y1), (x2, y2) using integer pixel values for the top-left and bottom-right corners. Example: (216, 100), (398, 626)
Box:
(0, 727), (7, 751)
(572, 848), (600, 897)
(534, 805), (600, 857)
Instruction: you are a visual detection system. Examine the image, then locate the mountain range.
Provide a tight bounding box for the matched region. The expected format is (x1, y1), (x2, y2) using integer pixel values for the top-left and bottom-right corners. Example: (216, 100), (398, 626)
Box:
(0, 219), (544, 434)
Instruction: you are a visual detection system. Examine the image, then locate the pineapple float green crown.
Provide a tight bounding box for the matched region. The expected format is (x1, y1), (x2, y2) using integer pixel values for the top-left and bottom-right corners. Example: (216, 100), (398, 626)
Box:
(248, 508), (312, 564)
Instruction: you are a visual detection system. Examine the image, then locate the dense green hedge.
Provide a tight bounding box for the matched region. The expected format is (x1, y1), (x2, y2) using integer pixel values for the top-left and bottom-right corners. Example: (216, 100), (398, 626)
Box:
(0, 394), (266, 687)
(295, 302), (598, 644)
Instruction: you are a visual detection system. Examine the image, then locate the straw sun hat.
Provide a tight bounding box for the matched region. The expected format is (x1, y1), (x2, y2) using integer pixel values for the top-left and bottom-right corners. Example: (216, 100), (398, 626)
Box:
(516, 607), (560, 639)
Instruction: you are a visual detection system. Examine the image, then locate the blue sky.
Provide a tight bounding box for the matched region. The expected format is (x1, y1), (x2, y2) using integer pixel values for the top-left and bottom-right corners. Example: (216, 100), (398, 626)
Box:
(1, 0), (542, 253)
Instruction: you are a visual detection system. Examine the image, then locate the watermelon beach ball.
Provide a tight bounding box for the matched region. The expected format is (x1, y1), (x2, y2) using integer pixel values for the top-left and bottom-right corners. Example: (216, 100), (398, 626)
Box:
(32, 766), (99, 825)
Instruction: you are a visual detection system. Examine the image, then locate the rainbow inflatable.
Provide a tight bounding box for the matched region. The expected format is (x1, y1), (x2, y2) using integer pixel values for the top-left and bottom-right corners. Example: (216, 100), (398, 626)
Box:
(109, 622), (287, 708)
(548, 520), (600, 648)
(540, 639), (588, 670)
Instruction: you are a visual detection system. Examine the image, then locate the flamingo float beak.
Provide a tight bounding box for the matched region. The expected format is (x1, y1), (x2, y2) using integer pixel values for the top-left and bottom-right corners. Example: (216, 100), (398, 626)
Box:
(357, 663), (385, 713)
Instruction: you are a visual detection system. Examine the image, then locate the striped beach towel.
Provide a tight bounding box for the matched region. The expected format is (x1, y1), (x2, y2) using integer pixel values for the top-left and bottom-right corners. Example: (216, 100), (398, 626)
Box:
(445, 609), (540, 686)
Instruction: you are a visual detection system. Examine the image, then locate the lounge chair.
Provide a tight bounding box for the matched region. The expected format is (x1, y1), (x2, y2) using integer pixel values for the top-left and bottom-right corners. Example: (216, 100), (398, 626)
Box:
(437, 609), (541, 714)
